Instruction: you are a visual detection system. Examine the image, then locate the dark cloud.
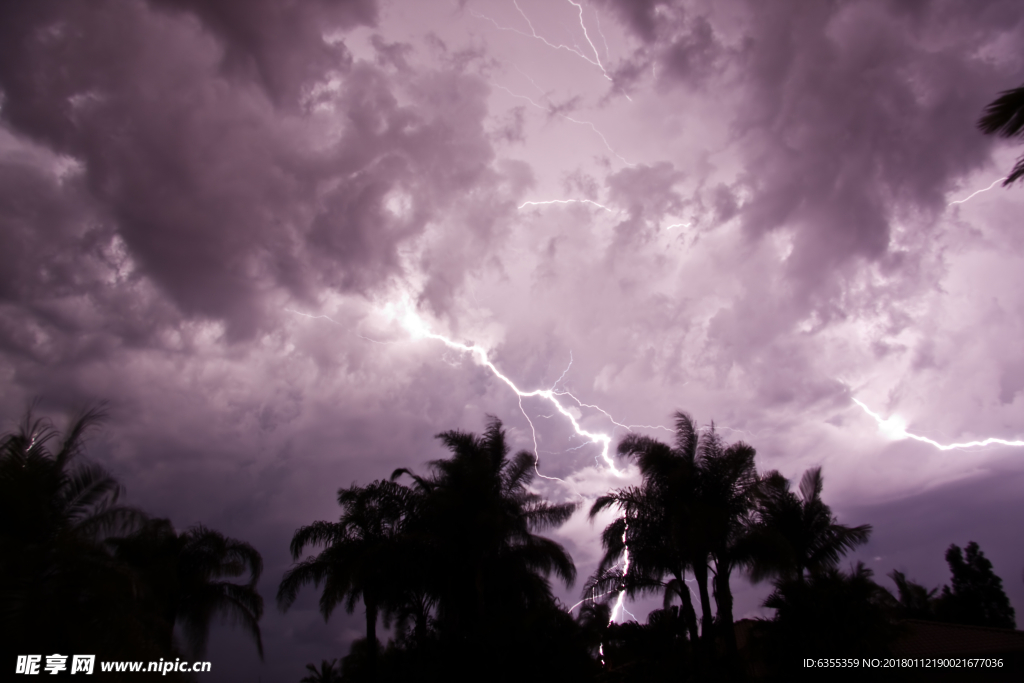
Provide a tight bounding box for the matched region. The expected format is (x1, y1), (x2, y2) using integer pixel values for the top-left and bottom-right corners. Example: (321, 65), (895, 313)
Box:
(591, 0), (674, 44)
(0, 0), (518, 340)
(148, 0), (378, 104)
(736, 1), (1018, 282)
(600, 0), (1024, 292)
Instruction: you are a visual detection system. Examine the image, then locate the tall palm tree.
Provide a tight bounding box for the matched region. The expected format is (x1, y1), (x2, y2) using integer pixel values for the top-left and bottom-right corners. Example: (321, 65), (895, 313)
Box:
(0, 405), (150, 660)
(393, 416), (578, 641)
(697, 427), (764, 661)
(978, 83), (1024, 185)
(746, 467), (872, 583)
(111, 518), (265, 659)
(591, 412), (752, 657)
(277, 479), (417, 679)
(587, 479), (702, 646)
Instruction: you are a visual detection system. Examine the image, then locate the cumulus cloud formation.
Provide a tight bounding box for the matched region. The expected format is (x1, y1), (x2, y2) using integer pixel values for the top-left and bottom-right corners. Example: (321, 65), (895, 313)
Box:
(2, 0), (1024, 680)
(0, 0), (524, 341)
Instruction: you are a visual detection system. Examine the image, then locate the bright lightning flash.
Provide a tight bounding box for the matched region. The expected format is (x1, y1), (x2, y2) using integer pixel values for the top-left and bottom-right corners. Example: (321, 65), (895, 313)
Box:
(947, 178), (1006, 206)
(519, 198), (615, 212)
(472, 1), (612, 82)
(291, 301), (643, 624)
(853, 398), (1024, 450)
(382, 300), (625, 476)
(382, 300), (639, 623)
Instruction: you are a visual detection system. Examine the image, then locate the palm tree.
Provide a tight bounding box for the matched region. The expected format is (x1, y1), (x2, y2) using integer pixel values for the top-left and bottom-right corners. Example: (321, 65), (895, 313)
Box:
(591, 412), (756, 657)
(392, 416), (578, 641)
(978, 83), (1024, 185)
(0, 404), (143, 550)
(697, 427), (764, 661)
(745, 467), (872, 584)
(277, 479), (417, 679)
(0, 405), (150, 660)
(300, 658), (342, 683)
(587, 479), (702, 646)
(111, 518), (265, 659)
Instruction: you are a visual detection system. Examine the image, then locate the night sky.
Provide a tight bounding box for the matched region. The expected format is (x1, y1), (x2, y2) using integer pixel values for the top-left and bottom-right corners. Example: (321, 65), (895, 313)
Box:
(2, 1), (1024, 680)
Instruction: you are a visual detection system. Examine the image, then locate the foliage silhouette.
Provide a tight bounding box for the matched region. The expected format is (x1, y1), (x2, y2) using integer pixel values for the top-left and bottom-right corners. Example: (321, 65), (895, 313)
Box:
(392, 417), (577, 636)
(744, 467), (872, 583)
(888, 569), (939, 621)
(587, 412), (712, 657)
(301, 658), (343, 683)
(0, 405), (158, 668)
(389, 416), (584, 681)
(587, 411), (772, 672)
(599, 605), (693, 682)
(978, 82), (1024, 185)
(760, 562), (898, 680)
(935, 541), (1016, 629)
(279, 479), (417, 680)
(111, 518), (265, 659)
(0, 404), (265, 678)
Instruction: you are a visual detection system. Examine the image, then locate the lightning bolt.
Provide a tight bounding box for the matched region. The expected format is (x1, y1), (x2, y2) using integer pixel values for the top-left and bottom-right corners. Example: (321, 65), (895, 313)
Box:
(566, 0), (610, 80)
(383, 300), (645, 624)
(611, 521), (631, 622)
(947, 177), (1006, 206)
(471, 1), (612, 81)
(853, 398), (1024, 450)
(382, 301), (626, 476)
(519, 198), (615, 212)
(290, 302), (647, 623)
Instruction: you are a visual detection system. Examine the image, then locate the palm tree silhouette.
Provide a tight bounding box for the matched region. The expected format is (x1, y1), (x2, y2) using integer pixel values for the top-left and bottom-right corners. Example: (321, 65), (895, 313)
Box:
(111, 518), (265, 659)
(978, 83), (1024, 185)
(588, 478), (702, 645)
(278, 479), (417, 680)
(0, 405), (151, 660)
(0, 404), (143, 546)
(392, 416), (578, 641)
(588, 412), (765, 663)
(696, 426), (764, 661)
(300, 658), (342, 683)
(746, 467), (872, 583)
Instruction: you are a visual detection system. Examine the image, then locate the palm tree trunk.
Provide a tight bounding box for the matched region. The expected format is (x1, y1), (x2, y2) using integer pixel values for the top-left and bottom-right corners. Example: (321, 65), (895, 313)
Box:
(674, 571), (700, 646)
(691, 559), (715, 655)
(365, 598), (378, 682)
(713, 561), (739, 663)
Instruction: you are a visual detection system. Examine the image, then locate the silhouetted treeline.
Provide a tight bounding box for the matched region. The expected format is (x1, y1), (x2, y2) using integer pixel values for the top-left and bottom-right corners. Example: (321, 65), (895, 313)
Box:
(281, 413), (1021, 683)
(2, 405), (1020, 683)
(278, 417), (598, 683)
(0, 406), (264, 680)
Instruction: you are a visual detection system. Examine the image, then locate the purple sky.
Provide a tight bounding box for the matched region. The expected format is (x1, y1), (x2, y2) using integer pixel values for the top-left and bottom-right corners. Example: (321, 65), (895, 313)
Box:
(2, 0), (1024, 679)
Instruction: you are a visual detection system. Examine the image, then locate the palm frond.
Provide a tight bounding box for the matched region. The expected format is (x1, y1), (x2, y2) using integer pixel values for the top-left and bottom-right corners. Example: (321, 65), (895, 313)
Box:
(288, 521), (346, 560)
(978, 84), (1024, 138)
(798, 467), (824, 503)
